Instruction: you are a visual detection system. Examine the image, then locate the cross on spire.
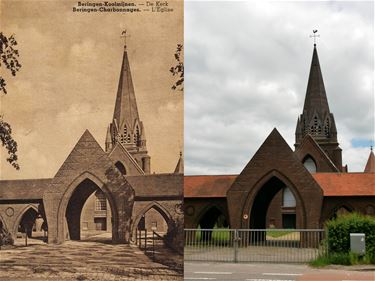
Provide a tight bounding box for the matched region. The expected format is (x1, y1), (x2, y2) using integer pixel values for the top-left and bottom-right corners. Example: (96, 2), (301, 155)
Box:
(121, 30), (130, 49)
(310, 29), (320, 46)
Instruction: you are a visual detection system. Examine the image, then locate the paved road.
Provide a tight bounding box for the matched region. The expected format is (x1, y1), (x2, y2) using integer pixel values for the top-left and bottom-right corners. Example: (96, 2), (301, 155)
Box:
(184, 262), (375, 281)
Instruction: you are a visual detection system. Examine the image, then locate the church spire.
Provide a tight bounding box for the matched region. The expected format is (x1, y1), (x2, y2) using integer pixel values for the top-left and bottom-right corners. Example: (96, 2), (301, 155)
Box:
(295, 41), (343, 171)
(302, 45), (331, 119)
(364, 147), (375, 173)
(174, 151), (184, 174)
(106, 34), (150, 174)
(112, 47), (140, 134)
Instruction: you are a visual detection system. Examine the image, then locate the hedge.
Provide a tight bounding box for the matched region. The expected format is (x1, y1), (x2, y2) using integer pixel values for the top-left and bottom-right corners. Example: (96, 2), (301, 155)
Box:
(326, 213), (375, 262)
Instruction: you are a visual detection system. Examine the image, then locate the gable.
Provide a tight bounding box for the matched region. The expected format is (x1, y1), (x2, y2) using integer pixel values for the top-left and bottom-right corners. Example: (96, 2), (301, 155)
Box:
(108, 143), (144, 175)
(227, 128), (324, 228)
(47, 130), (129, 192)
(294, 134), (339, 173)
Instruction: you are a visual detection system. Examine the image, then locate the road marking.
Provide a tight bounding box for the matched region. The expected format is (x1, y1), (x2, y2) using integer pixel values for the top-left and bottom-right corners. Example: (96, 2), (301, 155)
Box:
(194, 272), (233, 275)
(263, 273), (303, 276)
(184, 277), (216, 280)
(245, 279), (294, 281)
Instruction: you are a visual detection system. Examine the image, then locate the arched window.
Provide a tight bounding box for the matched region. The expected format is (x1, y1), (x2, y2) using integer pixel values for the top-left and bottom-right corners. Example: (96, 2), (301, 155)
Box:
(282, 187), (296, 207)
(95, 191), (107, 211)
(115, 161), (127, 175)
(303, 157), (317, 173)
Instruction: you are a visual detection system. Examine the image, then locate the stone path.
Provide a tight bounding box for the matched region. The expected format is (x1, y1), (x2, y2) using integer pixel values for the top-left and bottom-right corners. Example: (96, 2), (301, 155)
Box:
(0, 238), (182, 280)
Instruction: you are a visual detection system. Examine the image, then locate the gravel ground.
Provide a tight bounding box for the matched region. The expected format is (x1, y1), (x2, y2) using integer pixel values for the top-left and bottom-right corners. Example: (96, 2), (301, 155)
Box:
(0, 237), (182, 281)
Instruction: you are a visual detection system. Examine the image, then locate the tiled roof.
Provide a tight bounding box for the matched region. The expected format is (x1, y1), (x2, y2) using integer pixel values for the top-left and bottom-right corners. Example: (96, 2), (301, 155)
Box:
(184, 175), (237, 198)
(184, 173), (375, 198)
(0, 178), (52, 200)
(312, 173), (375, 196)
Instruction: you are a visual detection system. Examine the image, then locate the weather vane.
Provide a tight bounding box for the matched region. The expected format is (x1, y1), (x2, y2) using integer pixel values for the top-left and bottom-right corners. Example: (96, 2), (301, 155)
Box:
(121, 30), (130, 49)
(309, 29), (320, 46)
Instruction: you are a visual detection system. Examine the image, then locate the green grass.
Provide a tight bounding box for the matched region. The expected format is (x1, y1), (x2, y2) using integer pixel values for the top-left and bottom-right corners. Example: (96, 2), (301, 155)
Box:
(310, 252), (374, 267)
(266, 230), (293, 238)
(194, 226), (231, 243)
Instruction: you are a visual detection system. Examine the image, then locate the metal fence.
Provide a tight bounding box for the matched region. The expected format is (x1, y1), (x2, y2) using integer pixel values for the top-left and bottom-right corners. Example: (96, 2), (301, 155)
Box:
(185, 229), (327, 263)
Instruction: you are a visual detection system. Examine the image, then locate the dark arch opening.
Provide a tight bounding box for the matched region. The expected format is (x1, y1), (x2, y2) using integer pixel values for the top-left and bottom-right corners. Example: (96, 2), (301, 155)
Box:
(17, 207), (46, 241)
(137, 206), (169, 234)
(115, 161), (127, 175)
(250, 176), (298, 230)
(65, 179), (113, 242)
(198, 206), (228, 229)
(197, 206), (228, 241)
(330, 205), (353, 219)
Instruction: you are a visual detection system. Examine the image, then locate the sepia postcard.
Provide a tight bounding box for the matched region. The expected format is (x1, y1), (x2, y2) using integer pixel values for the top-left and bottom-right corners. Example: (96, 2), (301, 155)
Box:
(0, 0), (183, 280)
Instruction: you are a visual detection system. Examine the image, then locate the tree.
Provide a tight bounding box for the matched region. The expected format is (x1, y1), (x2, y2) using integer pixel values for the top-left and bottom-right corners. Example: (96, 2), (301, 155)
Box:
(170, 44), (184, 92)
(0, 32), (21, 170)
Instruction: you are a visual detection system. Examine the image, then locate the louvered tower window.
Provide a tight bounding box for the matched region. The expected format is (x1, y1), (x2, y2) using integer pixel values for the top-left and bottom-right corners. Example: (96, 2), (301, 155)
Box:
(324, 118), (330, 137)
(310, 116), (322, 135)
(134, 125), (140, 145)
(118, 125), (128, 144)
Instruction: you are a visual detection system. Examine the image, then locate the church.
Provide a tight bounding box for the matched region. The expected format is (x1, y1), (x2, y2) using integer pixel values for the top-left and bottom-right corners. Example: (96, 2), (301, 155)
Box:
(184, 43), (375, 230)
(0, 43), (183, 247)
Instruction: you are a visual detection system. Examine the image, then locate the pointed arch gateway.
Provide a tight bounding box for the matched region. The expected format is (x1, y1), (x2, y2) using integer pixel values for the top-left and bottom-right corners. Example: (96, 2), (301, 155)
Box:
(227, 129), (324, 230)
(243, 170), (307, 230)
(57, 172), (119, 243)
(132, 201), (172, 239)
(13, 204), (41, 239)
(195, 205), (229, 229)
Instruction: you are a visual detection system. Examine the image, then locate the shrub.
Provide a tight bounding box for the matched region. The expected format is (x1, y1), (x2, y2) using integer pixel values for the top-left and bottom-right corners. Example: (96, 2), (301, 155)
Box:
(326, 213), (375, 263)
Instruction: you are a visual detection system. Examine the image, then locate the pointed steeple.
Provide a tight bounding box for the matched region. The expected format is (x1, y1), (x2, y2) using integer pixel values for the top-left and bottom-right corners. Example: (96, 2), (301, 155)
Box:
(364, 148), (375, 173)
(174, 151), (184, 174)
(112, 48), (140, 132)
(302, 45), (331, 119)
(295, 44), (343, 171)
(106, 39), (150, 174)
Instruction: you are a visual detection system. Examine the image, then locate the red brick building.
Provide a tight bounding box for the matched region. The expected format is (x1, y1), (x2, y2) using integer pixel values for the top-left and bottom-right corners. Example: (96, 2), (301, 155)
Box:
(184, 44), (375, 230)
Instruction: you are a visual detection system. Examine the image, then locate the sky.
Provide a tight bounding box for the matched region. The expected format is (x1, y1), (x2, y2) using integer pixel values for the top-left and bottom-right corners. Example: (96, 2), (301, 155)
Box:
(1, 0), (183, 179)
(185, 0), (375, 175)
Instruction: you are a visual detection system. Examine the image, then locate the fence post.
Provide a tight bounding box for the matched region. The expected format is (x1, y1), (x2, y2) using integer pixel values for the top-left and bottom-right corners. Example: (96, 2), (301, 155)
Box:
(234, 229), (238, 263)
(145, 230), (147, 253)
(25, 227), (28, 247)
(152, 231), (155, 260)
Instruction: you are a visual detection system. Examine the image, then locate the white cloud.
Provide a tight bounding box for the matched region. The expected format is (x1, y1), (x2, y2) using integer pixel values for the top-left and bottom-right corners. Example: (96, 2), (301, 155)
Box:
(185, 1), (374, 174)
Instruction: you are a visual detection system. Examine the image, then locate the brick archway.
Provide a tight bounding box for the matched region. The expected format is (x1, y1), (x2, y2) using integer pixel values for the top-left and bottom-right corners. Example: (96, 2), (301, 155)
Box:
(131, 201), (172, 239)
(56, 172), (119, 243)
(242, 170), (307, 229)
(12, 204), (39, 238)
(195, 204), (229, 229)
